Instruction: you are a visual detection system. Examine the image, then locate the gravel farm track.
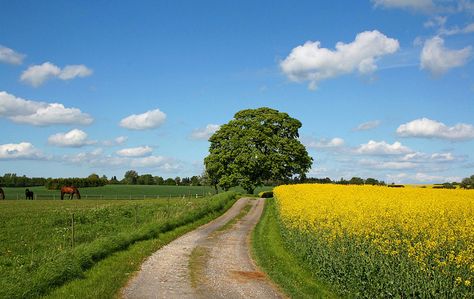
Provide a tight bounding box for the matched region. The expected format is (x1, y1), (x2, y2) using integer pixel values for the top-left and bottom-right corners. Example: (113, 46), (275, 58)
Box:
(122, 198), (284, 299)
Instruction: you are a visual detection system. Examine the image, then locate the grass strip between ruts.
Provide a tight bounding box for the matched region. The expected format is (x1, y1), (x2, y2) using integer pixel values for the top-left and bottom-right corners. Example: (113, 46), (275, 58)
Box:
(188, 200), (254, 289)
(251, 198), (337, 299)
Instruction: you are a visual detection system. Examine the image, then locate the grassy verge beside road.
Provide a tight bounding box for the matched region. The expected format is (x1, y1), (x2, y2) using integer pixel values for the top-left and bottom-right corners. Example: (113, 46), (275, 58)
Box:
(252, 198), (335, 299)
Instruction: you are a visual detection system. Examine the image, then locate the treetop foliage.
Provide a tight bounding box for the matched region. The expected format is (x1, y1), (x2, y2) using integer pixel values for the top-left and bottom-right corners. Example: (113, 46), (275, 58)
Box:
(205, 107), (313, 194)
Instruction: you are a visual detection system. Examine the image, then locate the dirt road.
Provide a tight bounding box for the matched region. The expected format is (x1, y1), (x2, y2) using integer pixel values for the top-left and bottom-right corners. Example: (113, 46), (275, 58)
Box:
(122, 197), (283, 299)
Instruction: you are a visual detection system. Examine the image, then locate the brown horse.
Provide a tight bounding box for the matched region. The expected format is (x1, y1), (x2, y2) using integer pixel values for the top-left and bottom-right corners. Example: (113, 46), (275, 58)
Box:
(60, 186), (81, 200)
(0, 187), (4, 200)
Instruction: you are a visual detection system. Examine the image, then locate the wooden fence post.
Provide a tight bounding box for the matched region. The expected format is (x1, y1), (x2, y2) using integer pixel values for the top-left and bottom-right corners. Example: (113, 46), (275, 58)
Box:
(71, 213), (75, 248)
(135, 205), (138, 226)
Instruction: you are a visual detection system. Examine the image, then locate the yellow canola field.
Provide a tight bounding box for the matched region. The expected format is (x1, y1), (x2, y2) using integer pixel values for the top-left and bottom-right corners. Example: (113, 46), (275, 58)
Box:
(274, 184), (474, 286)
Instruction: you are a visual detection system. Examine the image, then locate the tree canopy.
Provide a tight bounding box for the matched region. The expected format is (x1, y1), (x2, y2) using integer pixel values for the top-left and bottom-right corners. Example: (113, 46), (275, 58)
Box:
(204, 107), (313, 194)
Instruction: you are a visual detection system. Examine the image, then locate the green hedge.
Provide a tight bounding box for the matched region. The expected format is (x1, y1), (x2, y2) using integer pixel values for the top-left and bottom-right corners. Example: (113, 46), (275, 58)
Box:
(258, 191), (273, 198)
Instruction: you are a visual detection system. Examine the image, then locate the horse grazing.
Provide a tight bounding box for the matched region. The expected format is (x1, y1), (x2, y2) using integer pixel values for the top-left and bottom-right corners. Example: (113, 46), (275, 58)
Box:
(0, 187), (4, 200)
(25, 189), (34, 200)
(61, 186), (81, 200)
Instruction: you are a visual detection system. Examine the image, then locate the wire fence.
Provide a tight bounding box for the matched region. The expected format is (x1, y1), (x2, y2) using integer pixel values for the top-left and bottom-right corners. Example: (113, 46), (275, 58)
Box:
(3, 192), (215, 200)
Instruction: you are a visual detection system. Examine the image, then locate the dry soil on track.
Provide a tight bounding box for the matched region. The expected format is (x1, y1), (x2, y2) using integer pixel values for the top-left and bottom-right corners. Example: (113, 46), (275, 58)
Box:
(122, 197), (283, 299)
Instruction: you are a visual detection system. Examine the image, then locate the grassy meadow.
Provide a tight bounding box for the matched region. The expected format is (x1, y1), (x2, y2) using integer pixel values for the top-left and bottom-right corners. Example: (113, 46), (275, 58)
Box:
(1, 184), (272, 200)
(1, 184), (217, 200)
(0, 191), (238, 298)
(270, 184), (474, 297)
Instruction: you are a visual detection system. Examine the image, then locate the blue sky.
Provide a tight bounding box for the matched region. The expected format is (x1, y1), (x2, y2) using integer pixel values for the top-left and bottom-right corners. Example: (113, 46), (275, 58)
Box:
(1, 0), (473, 183)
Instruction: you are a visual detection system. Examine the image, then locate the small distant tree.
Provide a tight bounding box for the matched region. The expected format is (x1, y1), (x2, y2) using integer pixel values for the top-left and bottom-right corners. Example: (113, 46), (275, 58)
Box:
(349, 177), (364, 185)
(154, 176), (164, 185)
(181, 177), (191, 185)
(190, 176), (200, 186)
(123, 170), (139, 185)
(460, 175), (474, 189)
(164, 178), (175, 185)
(109, 176), (119, 184)
(138, 174), (154, 185)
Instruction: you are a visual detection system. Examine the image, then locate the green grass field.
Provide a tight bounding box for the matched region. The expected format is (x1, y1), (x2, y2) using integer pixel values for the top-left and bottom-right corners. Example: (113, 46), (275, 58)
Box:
(0, 191), (237, 298)
(1, 185), (216, 200)
(2, 184), (273, 200)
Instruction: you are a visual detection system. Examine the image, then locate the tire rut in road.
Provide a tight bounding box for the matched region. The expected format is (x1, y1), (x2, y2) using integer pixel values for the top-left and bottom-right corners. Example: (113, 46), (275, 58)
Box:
(121, 198), (283, 299)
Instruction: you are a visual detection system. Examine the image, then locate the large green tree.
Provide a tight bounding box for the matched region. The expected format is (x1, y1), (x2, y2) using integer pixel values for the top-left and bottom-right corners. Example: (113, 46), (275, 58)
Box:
(204, 107), (313, 194)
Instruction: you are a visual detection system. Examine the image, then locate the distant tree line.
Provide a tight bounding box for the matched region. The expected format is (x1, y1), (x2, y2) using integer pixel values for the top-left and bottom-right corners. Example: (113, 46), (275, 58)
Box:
(4, 171), (472, 190)
(283, 176), (387, 186)
(45, 174), (109, 190)
(0, 173), (46, 187)
(121, 170), (205, 186)
(0, 171), (209, 189)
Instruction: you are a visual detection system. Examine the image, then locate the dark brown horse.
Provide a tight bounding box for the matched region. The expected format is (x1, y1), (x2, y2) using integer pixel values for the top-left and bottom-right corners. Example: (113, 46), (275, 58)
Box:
(60, 186), (81, 200)
(0, 187), (4, 200)
(25, 189), (34, 200)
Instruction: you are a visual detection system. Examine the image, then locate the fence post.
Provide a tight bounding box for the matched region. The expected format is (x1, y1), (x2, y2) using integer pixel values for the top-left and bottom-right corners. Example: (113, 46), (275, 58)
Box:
(144, 195), (146, 200)
(71, 213), (75, 248)
(16, 193), (19, 200)
(130, 194), (132, 200)
(135, 205), (138, 226)
(53, 194), (56, 200)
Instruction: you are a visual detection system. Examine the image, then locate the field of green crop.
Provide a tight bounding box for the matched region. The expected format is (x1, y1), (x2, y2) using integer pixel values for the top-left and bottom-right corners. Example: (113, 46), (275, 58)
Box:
(0, 191), (237, 298)
(2, 184), (273, 200)
(1, 185), (217, 200)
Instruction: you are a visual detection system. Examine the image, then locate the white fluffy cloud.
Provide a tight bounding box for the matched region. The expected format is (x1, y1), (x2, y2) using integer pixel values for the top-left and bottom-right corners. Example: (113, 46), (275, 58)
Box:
(190, 124), (221, 140)
(280, 30), (399, 89)
(48, 129), (95, 147)
(63, 149), (180, 172)
(372, 0), (434, 11)
(0, 91), (93, 126)
(102, 136), (128, 146)
(374, 0), (474, 14)
(130, 156), (180, 170)
(0, 142), (44, 159)
(119, 109), (167, 130)
(355, 140), (413, 155)
(388, 172), (462, 183)
(0, 45), (25, 65)
(438, 22), (474, 35)
(116, 146), (153, 157)
(58, 65), (93, 80)
(360, 159), (417, 170)
(21, 62), (93, 87)
(401, 151), (460, 162)
(353, 120), (381, 131)
(420, 36), (471, 75)
(397, 118), (474, 140)
(305, 137), (345, 149)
